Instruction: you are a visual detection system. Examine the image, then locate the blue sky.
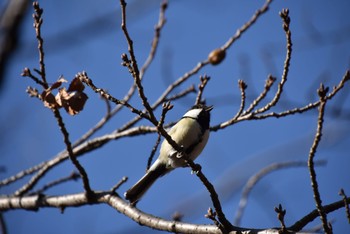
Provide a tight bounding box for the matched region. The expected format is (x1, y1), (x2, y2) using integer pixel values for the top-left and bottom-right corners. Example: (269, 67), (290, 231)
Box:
(1, 0), (350, 233)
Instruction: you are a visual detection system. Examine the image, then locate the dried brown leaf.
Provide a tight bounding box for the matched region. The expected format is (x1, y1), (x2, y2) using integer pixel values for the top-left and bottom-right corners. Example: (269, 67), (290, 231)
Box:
(55, 88), (88, 115)
(65, 92), (88, 115)
(42, 90), (58, 108)
(68, 77), (85, 92)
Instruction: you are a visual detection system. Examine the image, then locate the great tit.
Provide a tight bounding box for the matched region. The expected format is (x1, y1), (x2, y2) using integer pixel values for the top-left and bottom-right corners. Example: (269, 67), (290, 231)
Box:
(124, 104), (213, 204)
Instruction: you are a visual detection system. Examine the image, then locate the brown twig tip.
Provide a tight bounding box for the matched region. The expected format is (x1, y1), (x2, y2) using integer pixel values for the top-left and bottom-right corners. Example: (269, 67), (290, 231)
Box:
(33, 2), (43, 14)
(238, 80), (247, 90)
(279, 8), (290, 28)
(317, 83), (329, 100)
(32, 2), (43, 24)
(275, 204), (287, 232)
(208, 48), (226, 65)
(266, 75), (277, 88)
(21, 67), (31, 77)
(344, 70), (350, 81)
(162, 101), (173, 111)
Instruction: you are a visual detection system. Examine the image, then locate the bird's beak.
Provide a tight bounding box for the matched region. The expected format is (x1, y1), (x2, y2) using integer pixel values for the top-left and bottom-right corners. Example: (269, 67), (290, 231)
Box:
(205, 105), (213, 112)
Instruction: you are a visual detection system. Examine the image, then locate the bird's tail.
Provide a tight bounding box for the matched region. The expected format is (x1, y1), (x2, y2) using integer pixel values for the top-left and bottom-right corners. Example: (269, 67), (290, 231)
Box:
(124, 161), (169, 204)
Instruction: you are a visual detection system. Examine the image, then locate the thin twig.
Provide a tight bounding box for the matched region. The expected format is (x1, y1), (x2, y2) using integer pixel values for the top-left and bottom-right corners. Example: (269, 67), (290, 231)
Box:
(339, 189), (350, 223)
(274, 204), (287, 232)
(254, 9), (292, 114)
(164, 85), (196, 102)
(11, 125), (158, 195)
(0, 161), (46, 187)
(195, 75), (210, 105)
(111, 176), (128, 193)
(14, 108), (94, 197)
(147, 102), (173, 170)
(139, 0), (167, 79)
(147, 133), (162, 171)
(234, 160), (326, 226)
(290, 197), (350, 231)
(211, 70), (350, 131)
(246, 75), (276, 114)
(211, 8), (294, 132)
(185, 159), (237, 231)
(117, 85), (195, 133)
(28, 171), (80, 195)
(78, 71), (150, 121)
(308, 83), (332, 234)
(32, 2), (48, 88)
(120, 0), (157, 125)
(222, 0), (273, 51)
(51, 108), (94, 197)
(232, 80), (247, 120)
(21, 67), (46, 87)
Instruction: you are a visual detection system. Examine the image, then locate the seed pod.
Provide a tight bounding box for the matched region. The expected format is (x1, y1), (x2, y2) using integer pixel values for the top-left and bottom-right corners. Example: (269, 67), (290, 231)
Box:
(208, 48), (226, 65)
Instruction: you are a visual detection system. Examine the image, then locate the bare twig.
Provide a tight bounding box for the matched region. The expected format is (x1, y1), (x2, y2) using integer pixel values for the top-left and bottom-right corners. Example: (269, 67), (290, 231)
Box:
(211, 70), (350, 131)
(247, 75), (276, 114)
(147, 102), (173, 170)
(147, 133), (161, 171)
(117, 85), (195, 133)
(185, 159), (236, 231)
(21, 67), (46, 87)
(211, 9), (293, 132)
(78, 71), (150, 120)
(274, 204), (287, 232)
(290, 197), (350, 231)
(164, 85), (196, 102)
(308, 83), (332, 234)
(120, 0), (156, 124)
(234, 160), (326, 226)
(139, 0), (168, 79)
(111, 176), (128, 193)
(32, 2), (48, 88)
(53, 108), (93, 197)
(222, 0), (273, 51)
(14, 108), (94, 197)
(195, 75), (210, 105)
(0, 161), (45, 187)
(4, 124), (159, 193)
(232, 80), (247, 120)
(254, 9), (292, 114)
(339, 189), (350, 223)
(29, 171), (80, 195)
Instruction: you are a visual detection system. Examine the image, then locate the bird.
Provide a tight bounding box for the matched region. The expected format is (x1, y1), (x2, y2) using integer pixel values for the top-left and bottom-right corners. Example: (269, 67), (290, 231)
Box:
(124, 104), (213, 204)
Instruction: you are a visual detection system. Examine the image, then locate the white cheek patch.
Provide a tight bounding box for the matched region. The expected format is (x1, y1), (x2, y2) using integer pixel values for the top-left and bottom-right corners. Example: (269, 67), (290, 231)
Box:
(183, 108), (201, 119)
